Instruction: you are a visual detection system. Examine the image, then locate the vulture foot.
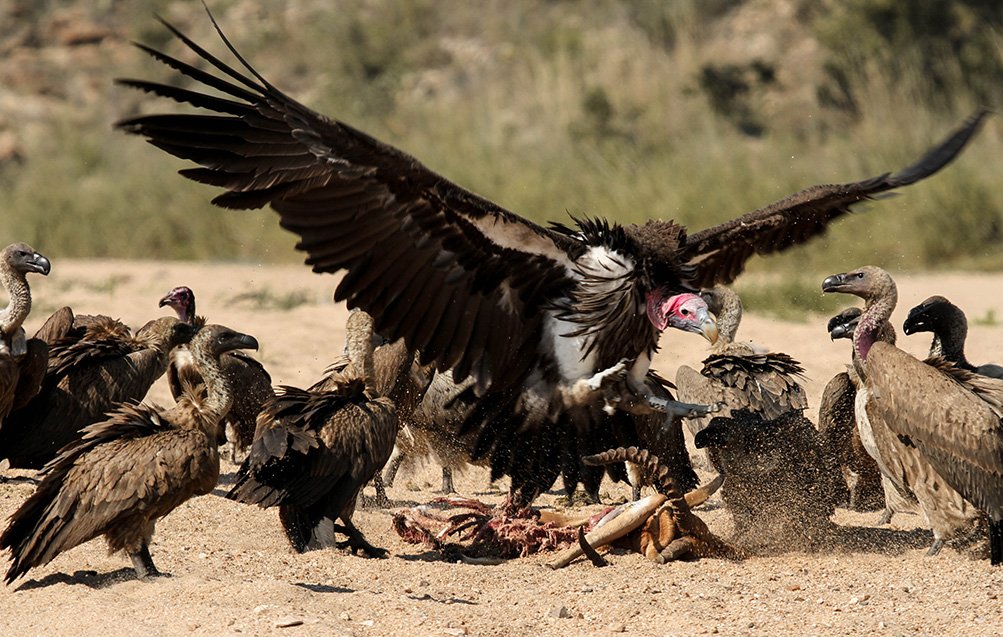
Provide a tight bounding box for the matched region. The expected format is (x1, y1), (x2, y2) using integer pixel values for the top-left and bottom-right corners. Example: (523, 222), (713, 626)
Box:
(656, 398), (724, 420)
(334, 522), (389, 559)
(439, 466), (456, 494)
(875, 508), (894, 526)
(130, 546), (163, 580)
(926, 538), (945, 557)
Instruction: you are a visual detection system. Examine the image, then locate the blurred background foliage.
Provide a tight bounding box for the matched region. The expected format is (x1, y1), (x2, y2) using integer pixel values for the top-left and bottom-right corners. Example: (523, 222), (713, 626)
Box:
(0, 0), (1001, 314)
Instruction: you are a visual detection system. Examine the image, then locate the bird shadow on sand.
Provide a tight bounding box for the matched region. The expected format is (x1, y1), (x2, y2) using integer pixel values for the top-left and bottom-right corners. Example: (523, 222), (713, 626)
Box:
(12, 567), (160, 591)
(292, 582), (353, 594)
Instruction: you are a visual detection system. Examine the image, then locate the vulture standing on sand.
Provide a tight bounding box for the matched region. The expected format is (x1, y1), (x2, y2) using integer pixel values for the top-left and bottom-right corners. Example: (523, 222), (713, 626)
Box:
(903, 295), (1003, 379)
(227, 310), (401, 557)
(816, 307), (885, 511)
(822, 266), (983, 556)
(117, 12), (986, 505)
(1, 324), (257, 582)
(0, 313), (197, 469)
(0, 243), (51, 427)
(159, 286), (273, 458)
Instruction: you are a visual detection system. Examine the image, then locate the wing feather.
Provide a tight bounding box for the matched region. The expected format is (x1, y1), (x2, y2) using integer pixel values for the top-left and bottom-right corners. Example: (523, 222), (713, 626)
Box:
(682, 109), (989, 288)
(118, 20), (580, 393)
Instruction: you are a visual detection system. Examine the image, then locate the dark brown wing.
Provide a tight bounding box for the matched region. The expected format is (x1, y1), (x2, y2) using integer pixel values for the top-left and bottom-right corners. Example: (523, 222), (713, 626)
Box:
(228, 383), (396, 515)
(1, 404), (218, 582)
(116, 18), (579, 393)
(681, 110), (988, 288)
(10, 337), (49, 412)
(31, 306), (75, 345)
(700, 352), (808, 420)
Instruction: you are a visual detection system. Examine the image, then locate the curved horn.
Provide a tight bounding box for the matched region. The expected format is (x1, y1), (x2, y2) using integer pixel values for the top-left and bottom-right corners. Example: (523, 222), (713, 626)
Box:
(546, 493), (666, 569)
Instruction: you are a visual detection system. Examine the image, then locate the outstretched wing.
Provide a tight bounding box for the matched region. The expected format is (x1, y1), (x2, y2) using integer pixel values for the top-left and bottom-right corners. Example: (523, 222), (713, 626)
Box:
(681, 109), (988, 288)
(116, 17), (577, 393)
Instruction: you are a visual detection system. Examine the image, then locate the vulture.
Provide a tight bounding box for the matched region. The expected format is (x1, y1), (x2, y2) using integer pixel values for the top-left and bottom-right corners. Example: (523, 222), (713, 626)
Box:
(227, 310), (402, 557)
(159, 286), (273, 458)
(822, 266), (982, 555)
(816, 307), (885, 511)
(0, 243), (51, 427)
(0, 314), (196, 469)
(391, 294), (715, 501)
(116, 13), (985, 505)
(676, 286), (809, 442)
(903, 295), (1003, 379)
(1, 324), (256, 582)
(864, 343), (1003, 565)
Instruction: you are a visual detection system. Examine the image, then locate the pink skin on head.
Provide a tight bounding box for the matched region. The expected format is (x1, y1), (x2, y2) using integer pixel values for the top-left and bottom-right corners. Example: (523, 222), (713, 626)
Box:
(159, 286), (195, 323)
(646, 290), (700, 331)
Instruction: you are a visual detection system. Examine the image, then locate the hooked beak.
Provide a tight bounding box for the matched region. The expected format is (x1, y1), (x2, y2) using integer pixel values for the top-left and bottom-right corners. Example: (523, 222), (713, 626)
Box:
(691, 307), (719, 345)
(821, 273), (849, 294)
(29, 252), (50, 276)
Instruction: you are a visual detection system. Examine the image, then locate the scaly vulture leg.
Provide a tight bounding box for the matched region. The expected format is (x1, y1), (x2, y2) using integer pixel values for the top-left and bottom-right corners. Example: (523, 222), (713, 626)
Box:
(335, 519), (389, 559)
(129, 544), (161, 580)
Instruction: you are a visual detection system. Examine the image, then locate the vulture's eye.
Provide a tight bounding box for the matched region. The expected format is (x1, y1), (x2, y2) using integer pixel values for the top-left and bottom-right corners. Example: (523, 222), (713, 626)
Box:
(856, 272), (865, 279)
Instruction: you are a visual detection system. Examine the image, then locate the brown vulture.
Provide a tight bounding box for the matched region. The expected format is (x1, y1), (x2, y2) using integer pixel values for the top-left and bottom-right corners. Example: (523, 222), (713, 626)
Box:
(822, 266), (983, 557)
(158, 285), (273, 459)
(0, 243), (51, 427)
(904, 295), (1003, 379)
(227, 310), (401, 557)
(1, 324), (256, 582)
(116, 13), (986, 505)
(676, 285), (808, 434)
(0, 314), (196, 469)
(816, 307), (885, 511)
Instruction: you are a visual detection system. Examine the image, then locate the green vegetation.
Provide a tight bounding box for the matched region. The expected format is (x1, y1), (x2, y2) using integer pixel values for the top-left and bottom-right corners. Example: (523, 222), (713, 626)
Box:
(0, 0), (1001, 310)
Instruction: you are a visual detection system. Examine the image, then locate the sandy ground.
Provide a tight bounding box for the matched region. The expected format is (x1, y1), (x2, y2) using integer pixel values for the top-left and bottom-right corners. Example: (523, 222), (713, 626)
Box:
(1, 259), (1002, 636)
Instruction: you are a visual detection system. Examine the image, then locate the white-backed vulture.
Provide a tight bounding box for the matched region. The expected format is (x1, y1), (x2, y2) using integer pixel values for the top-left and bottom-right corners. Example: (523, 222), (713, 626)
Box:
(676, 286), (808, 439)
(822, 266), (982, 555)
(0, 243), (51, 426)
(116, 13), (985, 505)
(226, 310), (402, 557)
(817, 308), (885, 511)
(1, 324), (257, 582)
(0, 314), (196, 469)
(693, 408), (845, 551)
(865, 345), (1003, 565)
(159, 286), (273, 458)
(904, 295), (1003, 379)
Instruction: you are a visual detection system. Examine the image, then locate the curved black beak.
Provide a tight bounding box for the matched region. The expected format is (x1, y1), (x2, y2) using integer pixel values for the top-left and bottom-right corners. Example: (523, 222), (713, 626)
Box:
(821, 273), (848, 293)
(29, 252), (51, 276)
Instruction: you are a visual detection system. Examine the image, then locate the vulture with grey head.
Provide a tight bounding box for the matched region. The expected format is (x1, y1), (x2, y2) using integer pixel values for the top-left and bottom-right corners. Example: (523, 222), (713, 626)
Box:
(158, 285), (273, 459)
(816, 307), (885, 511)
(1, 324), (255, 582)
(226, 310), (402, 557)
(0, 243), (51, 428)
(116, 12), (985, 506)
(0, 313), (197, 469)
(904, 295), (1003, 379)
(822, 266), (983, 557)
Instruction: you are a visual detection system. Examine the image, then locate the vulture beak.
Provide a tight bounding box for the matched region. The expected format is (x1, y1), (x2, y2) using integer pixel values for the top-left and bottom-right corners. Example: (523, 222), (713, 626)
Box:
(902, 309), (928, 336)
(28, 252), (51, 276)
(659, 293), (719, 344)
(829, 323), (851, 341)
(232, 333), (259, 352)
(820, 273), (848, 293)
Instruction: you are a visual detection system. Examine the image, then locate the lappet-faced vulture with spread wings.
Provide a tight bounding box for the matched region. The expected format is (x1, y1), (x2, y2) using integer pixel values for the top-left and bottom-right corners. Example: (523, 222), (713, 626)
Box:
(116, 12), (986, 505)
